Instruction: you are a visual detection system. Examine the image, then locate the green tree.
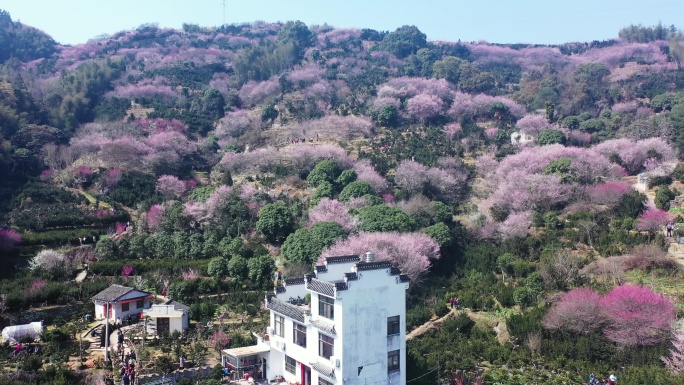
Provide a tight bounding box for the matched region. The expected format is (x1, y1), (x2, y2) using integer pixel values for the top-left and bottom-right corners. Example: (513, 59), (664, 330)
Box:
(335, 169), (357, 188)
(458, 64), (496, 94)
(311, 181), (335, 205)
(339, 181), (374, 201)
(207, 257), (229, 281)
(379, 25), (427, 59)
(537, 129), (566, 145)
(173, 232), (190, 259)
(95, 237), (115, 260)
(432, 56), (468, 84)
(154, 232), (174, 258)
(261, 101), (279, 122)
(129, 234), (149, 259)
(281, 222), (348, 265)
(562, 116), (581, 130)
(357, 205), (416, 232)
(256, 203), (294, 242)
(189, 233), (204, 259)
(277, 20), (314, 58)
(227, 255), (248, 280)
(247, 255), (276, 285)
(655, 185), (676, 210)
(307, 160), (342, 188)
(374, 104), (399, 128)
(669, 32), (684, 70)
(496, 253), (516, 283)
(671, 102), (684, 155)
(544, 158), (576, 183)
(617, 190), (647, 219)
(202, 88), (225, 120)
(579, 118), (605, 133)
(423, 222), (453, 248)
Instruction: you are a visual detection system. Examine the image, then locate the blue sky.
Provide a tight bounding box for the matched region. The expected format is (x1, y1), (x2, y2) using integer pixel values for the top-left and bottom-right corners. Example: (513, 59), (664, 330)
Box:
(3, 0), (683, 45)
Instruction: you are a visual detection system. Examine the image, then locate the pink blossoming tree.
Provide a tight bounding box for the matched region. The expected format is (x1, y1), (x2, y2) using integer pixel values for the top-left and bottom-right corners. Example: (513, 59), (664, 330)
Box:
(321, 231), (440, 282)
(543, 287), (604, 334)
(635, 208), (669, 235)
(156, 175), (187, 199)
(600, 285), (676, 347)
(0, 228), (21, 252)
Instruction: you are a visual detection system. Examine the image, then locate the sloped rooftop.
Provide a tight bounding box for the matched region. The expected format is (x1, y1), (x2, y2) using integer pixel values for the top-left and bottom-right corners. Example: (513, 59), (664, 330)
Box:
(91, 284), (150, 302)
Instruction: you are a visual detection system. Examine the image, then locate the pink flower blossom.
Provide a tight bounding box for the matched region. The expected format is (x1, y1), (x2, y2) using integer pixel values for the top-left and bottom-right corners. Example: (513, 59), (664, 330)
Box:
(321, 231), (440, 282)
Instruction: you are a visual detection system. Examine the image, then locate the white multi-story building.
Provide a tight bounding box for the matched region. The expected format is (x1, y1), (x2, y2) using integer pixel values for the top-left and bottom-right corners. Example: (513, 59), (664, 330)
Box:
(222, 252), (410, 385)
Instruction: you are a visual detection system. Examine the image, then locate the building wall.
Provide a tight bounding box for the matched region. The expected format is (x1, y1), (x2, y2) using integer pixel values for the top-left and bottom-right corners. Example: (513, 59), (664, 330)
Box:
(268, 263), (408, 385)
(94, 298), (151, 320)
(338, 268), (408, 385)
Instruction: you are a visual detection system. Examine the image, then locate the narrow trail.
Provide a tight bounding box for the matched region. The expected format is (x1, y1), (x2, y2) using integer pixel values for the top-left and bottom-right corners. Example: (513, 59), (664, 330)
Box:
(406, 307), (510, 345)
(406, 307), (457, 340)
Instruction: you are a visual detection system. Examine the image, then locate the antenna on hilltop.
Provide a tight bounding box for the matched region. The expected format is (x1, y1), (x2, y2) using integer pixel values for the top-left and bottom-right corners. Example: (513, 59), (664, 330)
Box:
(222, 0), (227, 26)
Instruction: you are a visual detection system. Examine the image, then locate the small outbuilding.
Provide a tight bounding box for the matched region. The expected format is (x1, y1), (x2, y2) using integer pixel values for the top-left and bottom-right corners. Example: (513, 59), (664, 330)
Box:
(144, 300), (191, 336)
(1, 321), (43, 344)
(91, 284), (152, 321)
(511, 130), (535, 145)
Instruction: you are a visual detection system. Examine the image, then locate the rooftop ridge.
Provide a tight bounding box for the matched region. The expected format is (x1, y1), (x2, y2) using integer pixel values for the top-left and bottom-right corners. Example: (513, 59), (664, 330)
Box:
(324, 255), (361, 264)
(355, 260), (392, 271)
(284, 277), (305, 285)
(266, 297), (309, 323)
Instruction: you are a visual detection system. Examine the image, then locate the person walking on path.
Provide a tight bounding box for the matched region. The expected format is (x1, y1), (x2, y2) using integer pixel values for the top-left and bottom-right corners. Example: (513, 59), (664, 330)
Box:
(449, 297), (454, 309)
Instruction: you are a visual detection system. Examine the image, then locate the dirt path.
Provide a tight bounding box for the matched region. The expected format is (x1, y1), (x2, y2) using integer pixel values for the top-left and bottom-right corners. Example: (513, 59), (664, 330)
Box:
(406, 307), (511, 345)
(406, 308), (457, 340)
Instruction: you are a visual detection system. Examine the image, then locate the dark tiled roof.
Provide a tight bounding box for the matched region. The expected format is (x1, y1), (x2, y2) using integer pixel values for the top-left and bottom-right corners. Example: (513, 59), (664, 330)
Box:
(310, 362), (335, 378)
(389, 267), (401, 276)
(333, 281), (348, 291)
(311, 318), (336, 335)
(267, 297), (308, 323)
(344, 272), (358, 281)
(91, 284), (150, 302)
(164, 300), (190, 313)
(325, 255), (361, 264)
(399, 275), (410, 283)
(315, 265), (328, 273)
(307, 278), (335, 297)
(355, 261), (392, 271)
(284, 278), (305, 286)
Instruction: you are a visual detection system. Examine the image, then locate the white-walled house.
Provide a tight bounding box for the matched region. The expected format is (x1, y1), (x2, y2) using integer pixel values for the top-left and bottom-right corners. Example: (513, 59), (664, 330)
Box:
(144, 300), (190, 336)
(91, 284), (153, 321)
(511, 130), (535, 145)
(223, 252), (410, 385)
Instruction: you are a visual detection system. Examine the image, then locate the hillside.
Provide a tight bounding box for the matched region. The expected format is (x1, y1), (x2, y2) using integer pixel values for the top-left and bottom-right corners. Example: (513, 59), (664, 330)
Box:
(1, 12), (684, 384)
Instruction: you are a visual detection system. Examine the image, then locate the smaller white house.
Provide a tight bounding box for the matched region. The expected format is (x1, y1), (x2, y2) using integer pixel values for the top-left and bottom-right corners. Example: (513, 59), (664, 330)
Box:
(511, 131), (535, 145)
(91, 284), (152, 321)
(144, 300), (190, 336)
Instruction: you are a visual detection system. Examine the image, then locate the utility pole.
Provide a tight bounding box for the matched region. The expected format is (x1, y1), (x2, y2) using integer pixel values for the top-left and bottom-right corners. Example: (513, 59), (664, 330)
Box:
(104, 302), (110, 362)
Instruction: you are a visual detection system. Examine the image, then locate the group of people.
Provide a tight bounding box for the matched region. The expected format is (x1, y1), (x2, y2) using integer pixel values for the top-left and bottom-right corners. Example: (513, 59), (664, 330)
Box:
(449, 297), (461, 309)
(12, 343), (41, 358)
(588, 373), (617, 385)
(120, 350), (137, 385)
(288, 134), (319, 144)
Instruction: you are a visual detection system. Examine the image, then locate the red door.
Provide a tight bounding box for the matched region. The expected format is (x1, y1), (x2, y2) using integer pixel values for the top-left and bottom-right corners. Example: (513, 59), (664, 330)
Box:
(102, 304), (112, 318)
